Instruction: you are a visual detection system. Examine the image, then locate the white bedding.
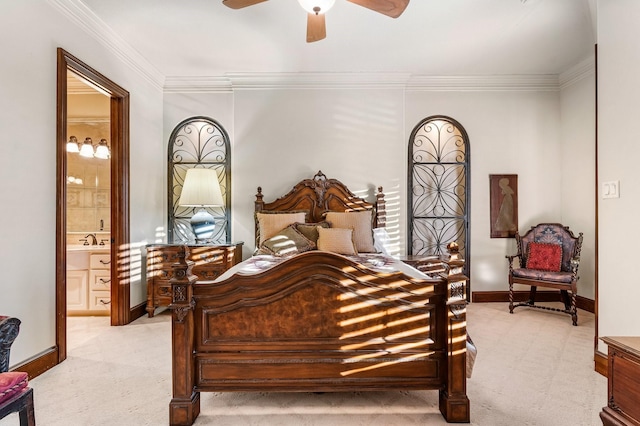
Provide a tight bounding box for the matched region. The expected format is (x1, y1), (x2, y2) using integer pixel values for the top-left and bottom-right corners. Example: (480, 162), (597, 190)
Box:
(213, 252), (432, 283)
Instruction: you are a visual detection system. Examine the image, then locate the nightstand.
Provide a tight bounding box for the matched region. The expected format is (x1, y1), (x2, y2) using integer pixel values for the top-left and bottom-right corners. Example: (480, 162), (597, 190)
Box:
(145, 242), (243, 317)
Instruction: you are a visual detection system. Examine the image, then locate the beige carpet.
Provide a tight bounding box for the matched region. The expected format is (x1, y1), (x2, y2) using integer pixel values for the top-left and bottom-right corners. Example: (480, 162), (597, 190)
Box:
(1, 303), (607, 425)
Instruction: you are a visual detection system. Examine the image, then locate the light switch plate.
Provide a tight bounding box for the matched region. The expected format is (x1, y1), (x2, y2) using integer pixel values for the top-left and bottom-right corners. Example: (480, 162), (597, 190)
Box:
(602, 181), (620, 199)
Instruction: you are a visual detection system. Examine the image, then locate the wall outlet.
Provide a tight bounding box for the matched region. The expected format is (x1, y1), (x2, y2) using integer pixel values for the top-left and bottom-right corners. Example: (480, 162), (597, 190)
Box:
(602, 181), (620, 199)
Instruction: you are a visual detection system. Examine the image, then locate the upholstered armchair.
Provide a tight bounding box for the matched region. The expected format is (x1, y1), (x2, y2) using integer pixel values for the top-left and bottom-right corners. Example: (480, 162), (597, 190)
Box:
(0, 316), (35, 426)
(0, 317), (20, 373)
(506, 223), (583, 325)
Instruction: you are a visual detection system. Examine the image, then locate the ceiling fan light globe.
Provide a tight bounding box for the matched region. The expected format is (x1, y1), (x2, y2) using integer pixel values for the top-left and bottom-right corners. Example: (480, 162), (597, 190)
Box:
(298, 0), (335, 14)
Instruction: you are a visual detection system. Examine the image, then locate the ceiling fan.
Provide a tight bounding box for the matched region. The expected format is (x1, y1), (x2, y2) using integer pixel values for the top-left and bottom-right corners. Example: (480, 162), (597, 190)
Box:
(222, 0), (410, 43)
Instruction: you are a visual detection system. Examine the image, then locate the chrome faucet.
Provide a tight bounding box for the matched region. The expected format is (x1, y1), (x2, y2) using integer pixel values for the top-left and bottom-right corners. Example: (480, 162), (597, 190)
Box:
(85, 233), (98, 245)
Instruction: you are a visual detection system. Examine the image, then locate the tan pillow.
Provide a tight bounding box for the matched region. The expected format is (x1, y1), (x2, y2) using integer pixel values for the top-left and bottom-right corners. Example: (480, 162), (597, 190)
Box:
(317, 227), (357, 255)
(293, 221), (330, 244)
(256, 211), (307, 246)
(324, 210), (375, 253)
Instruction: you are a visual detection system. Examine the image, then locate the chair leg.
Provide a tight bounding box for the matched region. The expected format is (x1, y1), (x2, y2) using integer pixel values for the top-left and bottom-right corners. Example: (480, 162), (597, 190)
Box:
(18, 388), (35, 426)
(528, 286), (537, 305)
(509, 281), (514, 313)
(571, 290), (578, 326)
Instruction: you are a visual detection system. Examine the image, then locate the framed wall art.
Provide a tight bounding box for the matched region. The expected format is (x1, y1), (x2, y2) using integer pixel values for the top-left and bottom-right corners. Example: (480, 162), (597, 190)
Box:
(490, 174), (518, 238)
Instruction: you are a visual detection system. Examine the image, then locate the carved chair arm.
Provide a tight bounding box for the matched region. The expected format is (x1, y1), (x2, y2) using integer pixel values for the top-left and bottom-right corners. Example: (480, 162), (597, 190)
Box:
(505, 254), (521, 270)
(570, 256), (581, 275)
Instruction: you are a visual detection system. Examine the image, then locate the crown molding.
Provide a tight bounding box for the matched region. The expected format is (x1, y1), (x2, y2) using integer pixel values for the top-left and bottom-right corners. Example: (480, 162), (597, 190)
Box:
(406, 75), (560, 92)
(224, 73), (413, 90)
(164, 76), (233, 94)
(163, 73), (567, 92)
(47, 0), (164, 91)
(559, 55), (595, 89)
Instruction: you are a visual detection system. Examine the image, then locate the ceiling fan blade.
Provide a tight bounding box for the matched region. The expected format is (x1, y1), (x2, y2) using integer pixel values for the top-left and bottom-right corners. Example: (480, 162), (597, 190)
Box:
(346, 0), (409, 18)
(306, 13), (326, 43)
(222, 0), (268, 9)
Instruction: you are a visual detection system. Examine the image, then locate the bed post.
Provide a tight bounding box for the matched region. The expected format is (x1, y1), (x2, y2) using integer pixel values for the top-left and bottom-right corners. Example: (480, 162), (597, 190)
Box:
(375, 186), (386, 228)
(439, 242), (470, 423)
(169, 246), (200, 426)
(255, 186), (264, 212)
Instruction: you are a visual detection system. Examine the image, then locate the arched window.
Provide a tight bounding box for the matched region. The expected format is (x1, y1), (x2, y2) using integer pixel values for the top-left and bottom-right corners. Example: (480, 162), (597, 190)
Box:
(408, 116), (470, 287)
(168, 116), (231, 243)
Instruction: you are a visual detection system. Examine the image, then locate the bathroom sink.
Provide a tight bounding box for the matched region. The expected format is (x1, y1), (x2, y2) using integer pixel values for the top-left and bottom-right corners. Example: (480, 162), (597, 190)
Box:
(67, 245), (110, 252)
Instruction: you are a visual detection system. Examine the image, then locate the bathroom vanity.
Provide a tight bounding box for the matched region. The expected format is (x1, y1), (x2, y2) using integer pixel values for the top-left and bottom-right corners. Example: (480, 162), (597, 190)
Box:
(67, 245), (111, 315)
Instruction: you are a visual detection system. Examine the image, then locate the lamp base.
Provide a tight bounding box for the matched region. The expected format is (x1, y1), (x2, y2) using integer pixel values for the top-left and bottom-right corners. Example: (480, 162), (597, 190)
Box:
(190, 209), (216, 243)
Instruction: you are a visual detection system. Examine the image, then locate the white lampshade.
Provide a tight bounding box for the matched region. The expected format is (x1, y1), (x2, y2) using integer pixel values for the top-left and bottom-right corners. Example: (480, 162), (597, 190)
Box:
(66, 136), (80, 153)
(297, 0), (335, 14)
(94, 139), (110, 159)
(178, 168), (224, 207)
(79, 137), (95, 158)
(179, 168), (224, 242)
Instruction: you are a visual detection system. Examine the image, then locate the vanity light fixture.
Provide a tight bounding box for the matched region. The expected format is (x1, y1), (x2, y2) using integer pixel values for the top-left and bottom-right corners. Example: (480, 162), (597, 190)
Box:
(67, 136), (111, 159)
(178, 168), (224, 243)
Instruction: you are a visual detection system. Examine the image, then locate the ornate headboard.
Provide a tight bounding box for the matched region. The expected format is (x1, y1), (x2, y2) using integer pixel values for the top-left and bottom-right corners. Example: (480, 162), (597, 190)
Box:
(254, 170), (386, 229)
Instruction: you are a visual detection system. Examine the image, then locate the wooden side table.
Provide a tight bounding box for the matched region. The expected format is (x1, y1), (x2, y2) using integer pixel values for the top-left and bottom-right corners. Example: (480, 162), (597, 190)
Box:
(145, 242), (243, 317)
(600, 336), (640, 426)
(399, 254), (447, 275)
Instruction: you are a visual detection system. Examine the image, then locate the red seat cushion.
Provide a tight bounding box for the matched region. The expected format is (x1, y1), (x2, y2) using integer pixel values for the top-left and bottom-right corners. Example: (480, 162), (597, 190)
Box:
(0, 372), (28, 404)
(526, 242), (562, 272)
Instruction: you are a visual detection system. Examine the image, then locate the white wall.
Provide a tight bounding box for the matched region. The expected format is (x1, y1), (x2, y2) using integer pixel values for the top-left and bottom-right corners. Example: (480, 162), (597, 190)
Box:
(0, 0), (164, 367)
(560, 66), (596, 300)
(597, 1), (640, 350)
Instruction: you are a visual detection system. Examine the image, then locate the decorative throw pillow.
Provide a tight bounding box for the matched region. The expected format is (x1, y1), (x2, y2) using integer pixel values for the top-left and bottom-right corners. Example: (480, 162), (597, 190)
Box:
(293, 221), (330, 244)
(526, 242), (562, 271)
(324, 210), (376, 253)
(260, 225), (315, 257)
(255, 211), (307, 246)
(317, 227), (358, 255)
(0, 371), (28, 404)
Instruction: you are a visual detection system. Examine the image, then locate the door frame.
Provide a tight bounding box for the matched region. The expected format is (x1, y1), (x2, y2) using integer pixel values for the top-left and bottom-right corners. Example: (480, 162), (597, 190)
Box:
(56, 48), (130, 363)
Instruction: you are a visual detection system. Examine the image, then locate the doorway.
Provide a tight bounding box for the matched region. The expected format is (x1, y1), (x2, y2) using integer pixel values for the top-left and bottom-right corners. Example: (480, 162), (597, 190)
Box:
(56, 48), (130, 364)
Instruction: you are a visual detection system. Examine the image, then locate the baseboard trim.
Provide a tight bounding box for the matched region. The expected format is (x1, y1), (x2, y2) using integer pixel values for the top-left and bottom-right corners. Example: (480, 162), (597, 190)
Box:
(471, 291), (595, 314)
(11, 346), (59, 379)
(594, 350), (607, 377)
(130, 302), (146, 323)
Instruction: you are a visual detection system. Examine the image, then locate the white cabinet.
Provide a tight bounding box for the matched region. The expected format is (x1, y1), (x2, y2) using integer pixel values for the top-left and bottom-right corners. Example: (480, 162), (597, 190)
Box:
(67, 249), (111, 315)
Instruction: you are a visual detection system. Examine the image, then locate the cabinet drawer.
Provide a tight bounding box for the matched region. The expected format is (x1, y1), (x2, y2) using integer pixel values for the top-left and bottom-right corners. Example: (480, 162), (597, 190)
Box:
(90, 270), (111, 291)
(90, 253), (111, 269)
(90, 291), (111, 310)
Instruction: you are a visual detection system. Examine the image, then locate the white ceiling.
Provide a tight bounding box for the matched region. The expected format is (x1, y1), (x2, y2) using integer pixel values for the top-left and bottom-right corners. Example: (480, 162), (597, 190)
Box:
(77, 0), (596, 79)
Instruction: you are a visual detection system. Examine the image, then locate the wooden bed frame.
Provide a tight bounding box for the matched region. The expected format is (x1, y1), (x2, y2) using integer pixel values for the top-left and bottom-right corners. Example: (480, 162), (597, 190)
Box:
(169, 171), (470, 425)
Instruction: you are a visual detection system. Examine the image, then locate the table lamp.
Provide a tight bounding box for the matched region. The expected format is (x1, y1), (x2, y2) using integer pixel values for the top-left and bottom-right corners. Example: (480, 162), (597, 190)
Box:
(178, 168), (223, 242)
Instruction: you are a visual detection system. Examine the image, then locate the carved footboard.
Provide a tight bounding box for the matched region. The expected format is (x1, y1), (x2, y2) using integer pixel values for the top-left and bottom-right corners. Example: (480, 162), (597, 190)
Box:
(169, 248), (469, 425)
